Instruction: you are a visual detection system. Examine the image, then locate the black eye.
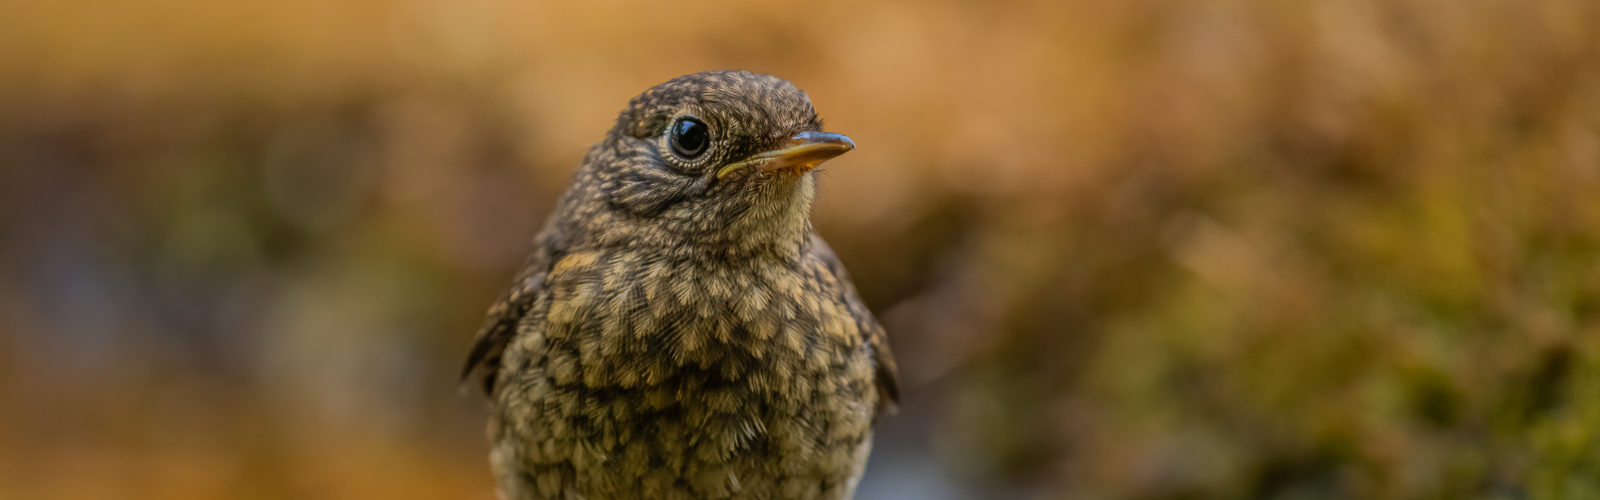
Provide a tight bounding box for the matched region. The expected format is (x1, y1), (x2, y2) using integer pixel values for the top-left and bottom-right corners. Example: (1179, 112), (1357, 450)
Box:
(669, 116), (709, 159)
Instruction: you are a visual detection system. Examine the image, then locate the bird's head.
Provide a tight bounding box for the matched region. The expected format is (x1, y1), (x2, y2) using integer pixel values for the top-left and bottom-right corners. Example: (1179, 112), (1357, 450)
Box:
(558, 70), (853, 257)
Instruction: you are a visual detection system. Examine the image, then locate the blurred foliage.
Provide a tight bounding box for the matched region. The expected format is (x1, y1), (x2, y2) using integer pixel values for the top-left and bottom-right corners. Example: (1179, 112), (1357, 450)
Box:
(2, 0), (1599, 499)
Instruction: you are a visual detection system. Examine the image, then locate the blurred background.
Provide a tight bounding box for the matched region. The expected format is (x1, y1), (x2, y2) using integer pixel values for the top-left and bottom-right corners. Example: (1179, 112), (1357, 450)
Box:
(3, 0), (1599, 498)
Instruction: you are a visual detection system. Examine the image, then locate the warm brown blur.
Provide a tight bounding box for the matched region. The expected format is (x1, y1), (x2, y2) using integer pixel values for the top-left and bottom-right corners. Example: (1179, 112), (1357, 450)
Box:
(3, 1), (1598, 498)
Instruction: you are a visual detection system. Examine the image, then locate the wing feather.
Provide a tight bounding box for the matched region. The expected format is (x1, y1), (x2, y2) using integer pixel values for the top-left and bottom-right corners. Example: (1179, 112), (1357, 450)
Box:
(461, 238), (558, 394)
(810, 234), (900, 417)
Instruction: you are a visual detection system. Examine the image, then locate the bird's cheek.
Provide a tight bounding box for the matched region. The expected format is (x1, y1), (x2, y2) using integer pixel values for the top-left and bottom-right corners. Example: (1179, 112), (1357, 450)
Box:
(607, 173), (689, 216)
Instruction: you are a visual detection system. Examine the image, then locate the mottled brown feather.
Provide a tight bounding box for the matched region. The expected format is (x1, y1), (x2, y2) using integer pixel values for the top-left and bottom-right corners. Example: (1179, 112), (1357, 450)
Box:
(810, 233), (899, 417)
(460, 231), (558, 394)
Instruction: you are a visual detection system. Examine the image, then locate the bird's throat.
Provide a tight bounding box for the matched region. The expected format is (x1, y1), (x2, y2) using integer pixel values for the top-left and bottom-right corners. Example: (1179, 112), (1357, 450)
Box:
(721, 175), (817, 257)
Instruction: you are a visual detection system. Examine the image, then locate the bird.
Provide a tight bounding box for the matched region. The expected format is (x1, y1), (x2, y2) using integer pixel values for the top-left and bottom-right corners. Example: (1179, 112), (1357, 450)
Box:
(461, 70), (898, 500)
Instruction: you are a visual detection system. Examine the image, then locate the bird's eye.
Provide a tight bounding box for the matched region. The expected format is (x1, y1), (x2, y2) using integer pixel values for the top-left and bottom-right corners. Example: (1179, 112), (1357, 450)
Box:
(669, 116), (709, 159)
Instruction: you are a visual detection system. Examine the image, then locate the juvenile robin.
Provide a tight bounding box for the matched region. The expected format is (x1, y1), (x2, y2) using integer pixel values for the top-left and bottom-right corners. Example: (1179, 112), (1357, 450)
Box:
(462, 70), (898, 500)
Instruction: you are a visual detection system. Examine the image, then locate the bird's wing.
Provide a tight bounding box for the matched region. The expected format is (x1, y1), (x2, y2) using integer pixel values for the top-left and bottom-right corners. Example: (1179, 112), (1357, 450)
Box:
(461, 237), (557, 395)
(811, 234), (900, 418)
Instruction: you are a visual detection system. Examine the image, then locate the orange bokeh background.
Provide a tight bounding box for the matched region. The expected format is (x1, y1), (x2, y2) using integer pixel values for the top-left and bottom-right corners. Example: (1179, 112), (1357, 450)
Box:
(3, 1), (1599, 498)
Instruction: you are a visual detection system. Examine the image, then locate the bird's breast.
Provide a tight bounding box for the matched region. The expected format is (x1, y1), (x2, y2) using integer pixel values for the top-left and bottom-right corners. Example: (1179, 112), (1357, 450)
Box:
(493, 248), (877, 497)
(540, 248), (866, 383)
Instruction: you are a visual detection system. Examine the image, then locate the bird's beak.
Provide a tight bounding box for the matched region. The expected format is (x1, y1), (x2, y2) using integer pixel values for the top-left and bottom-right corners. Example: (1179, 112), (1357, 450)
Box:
(716, 131), (855, 179)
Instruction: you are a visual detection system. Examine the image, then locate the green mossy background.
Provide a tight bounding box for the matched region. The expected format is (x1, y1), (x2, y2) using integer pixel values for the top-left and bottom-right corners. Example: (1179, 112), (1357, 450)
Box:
(2, 0), (1598, 498)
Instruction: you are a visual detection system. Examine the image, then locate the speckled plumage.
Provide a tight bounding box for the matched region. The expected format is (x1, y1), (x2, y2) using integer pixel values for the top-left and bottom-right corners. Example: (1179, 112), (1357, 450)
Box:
(462, 71), (898, 500)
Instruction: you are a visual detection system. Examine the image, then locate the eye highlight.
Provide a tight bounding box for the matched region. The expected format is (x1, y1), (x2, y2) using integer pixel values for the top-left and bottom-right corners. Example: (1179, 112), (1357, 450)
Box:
(669, 116), (710, 159)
